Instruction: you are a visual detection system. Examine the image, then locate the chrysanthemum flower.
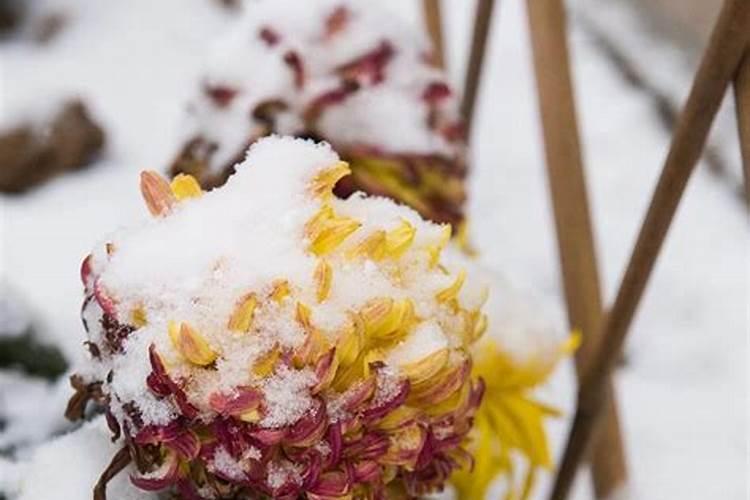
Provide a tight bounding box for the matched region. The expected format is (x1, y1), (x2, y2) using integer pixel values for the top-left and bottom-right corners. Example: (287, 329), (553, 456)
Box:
(452, 332), (578, 500)
(169, 0), (467, 227)
(68, 137), (486, 499)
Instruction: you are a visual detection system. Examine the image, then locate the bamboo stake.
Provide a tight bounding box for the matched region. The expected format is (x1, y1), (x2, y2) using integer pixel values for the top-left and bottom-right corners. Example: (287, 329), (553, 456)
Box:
(550, 1), (750, 499)
(461, 0), (496, 137)
(524, 1), (628, 498)
(422, 0), (445, 69)
(733, 52), (750, 206)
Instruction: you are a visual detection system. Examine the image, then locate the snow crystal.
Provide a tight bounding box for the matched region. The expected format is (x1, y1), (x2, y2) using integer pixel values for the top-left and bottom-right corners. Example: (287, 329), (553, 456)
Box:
(266, 460), (303, 489)
(259, 365), (316, 428)
(209, 446), (246, 482)
(372, 369), (402, 407)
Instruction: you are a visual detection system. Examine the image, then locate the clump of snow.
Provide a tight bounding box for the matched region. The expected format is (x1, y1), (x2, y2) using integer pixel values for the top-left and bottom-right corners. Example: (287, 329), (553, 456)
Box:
(209, 446), (247, 482)
(258, 365), (317, 428)
(388, 321), (448, 366)
(266, 459), (303, 490)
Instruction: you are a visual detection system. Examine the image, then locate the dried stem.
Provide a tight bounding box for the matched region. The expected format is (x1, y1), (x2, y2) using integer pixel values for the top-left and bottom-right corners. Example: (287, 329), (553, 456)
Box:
(733, 51), (750, 206)
(93, 447), (132, 500)
(461, 0), (496, 138)
(525, 0), (628, 497)
(550, 1), (750, 499)
(422, 0), (445, 69)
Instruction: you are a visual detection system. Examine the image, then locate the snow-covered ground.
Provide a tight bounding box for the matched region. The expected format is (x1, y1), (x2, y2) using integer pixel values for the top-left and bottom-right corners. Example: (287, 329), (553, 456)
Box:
(0, 1), (746, 499)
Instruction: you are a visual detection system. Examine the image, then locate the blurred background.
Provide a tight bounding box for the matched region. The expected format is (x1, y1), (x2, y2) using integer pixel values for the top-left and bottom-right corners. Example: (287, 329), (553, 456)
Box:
(0, 0), (746, 499)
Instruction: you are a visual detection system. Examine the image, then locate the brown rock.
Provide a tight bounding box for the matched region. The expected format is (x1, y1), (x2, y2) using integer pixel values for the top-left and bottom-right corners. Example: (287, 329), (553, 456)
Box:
(0, 99), (105, 193)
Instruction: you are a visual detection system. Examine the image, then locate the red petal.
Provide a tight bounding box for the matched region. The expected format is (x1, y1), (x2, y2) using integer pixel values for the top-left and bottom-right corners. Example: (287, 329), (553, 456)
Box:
(259, 26), (280, 46)
(250, 426), (288, 446)
(204, 84), (238, 108)
(130, 451), (179, 491)
(209, 387), (263, 416)
(361, 379), (410, 423)
(283, 51), (305, 89)
(353, 460), (381, 483)
(325, 422), (342, 467)
(324, 6), (349, 38)
(167, 429), (201, 460)
(422, 81), (452, 103)
(94, 279), (117, 318)
(342, 432), (389, 461)
(80, 254), (93, 288)
(285, 399), (327, 447)
(342, 376), (376, 412)
(308, 470), (351, 498)
(134, 421), (182, 445)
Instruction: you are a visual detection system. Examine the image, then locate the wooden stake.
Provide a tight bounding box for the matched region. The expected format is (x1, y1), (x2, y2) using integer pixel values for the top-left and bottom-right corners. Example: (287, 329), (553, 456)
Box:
(422, 0), (445, 69)
(550, 1), (750, 499)
(525, 1), (628, 497)
(733, 52), (750, 205)
(461, 0), (496, 137)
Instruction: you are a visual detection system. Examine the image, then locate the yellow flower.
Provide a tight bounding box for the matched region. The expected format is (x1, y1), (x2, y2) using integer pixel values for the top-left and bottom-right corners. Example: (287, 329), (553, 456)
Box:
(452, 332), (579, 500)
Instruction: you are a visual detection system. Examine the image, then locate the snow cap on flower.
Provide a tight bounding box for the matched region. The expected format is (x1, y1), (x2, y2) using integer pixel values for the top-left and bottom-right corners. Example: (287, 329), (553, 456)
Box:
(171, 0), (467, 226)
(72, 137), (485, 499)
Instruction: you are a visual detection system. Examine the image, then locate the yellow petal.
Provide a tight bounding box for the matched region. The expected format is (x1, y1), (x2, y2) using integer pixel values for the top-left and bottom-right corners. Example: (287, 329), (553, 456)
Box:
(170, 173), (202, 201)
(336, 313), (365, 367)
(296, 302), (313, 331)
(140, 170), (175, 217)
(310, 161), (350, 199)
(436, 270), (466, 304)
(377, 405), (421, 431)
(425, 224), (451, 267)
(347, 230), (386, 261)
(360, 298), (410, 340)
(309, 217), (361, 256)
(169, 321), (217, 366)
(294, 302), (329, 367)
(130, 307), (147, 328)
(400, 348), (449, 385)
(252, 346), (280, 377)
(385, 219), (416, 258)
(305, 205), (335, 239)
(314, 260), (333, 303)
(270, 279), (291, 303)
(239, 409), (261, 423)
(227, 293), (257, 333)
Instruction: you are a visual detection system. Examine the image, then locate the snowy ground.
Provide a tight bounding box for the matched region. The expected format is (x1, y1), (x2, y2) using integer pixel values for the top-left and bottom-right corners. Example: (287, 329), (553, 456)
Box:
(0, 0), (747, 499)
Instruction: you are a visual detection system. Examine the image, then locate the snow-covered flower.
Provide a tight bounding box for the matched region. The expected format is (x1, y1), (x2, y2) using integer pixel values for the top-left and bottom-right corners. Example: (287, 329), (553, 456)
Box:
(69, 137), (486, 499)
(170, 0), (467, 227)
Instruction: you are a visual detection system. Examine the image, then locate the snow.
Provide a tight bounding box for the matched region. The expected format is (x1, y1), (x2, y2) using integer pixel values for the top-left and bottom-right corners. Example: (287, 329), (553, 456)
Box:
(388, 320), (448, 366)
(0, 0), (746, 499)
(3, 417), (156, 500)
(0, 372), (72, 449)
(258, 365), (317, 428)
(266, 459), (303, 490)
(0, 283), (32, 337)
(209, 445), (247, 482)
